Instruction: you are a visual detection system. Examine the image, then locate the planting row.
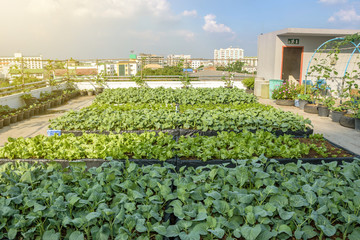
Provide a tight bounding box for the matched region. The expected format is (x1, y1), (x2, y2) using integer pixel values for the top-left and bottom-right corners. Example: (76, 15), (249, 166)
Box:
(48, 106), (312, 133)
(87, 102), (273, 112)
(94, 87), (257, 105)
(0, 132), (352, 161)
(0, 159), (360, 239)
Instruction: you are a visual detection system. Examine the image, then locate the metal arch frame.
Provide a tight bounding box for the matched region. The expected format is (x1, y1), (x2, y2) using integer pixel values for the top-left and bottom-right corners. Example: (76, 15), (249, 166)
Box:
(343, 42), (360, 78)
(304, 37), (360, 93)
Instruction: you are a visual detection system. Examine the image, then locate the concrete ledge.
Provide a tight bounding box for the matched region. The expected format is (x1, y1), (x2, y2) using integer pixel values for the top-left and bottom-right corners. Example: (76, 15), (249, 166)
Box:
(74, 81), (246, 90)
(0, 83), (68, 109)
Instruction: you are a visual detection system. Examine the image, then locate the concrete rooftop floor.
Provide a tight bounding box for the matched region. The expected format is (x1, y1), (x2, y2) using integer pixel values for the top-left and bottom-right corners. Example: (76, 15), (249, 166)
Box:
(258, 98), (360, 155)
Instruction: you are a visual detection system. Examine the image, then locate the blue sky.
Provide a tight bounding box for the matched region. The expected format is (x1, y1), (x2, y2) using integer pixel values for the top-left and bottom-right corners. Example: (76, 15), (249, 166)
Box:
(0, 0), (359, 59)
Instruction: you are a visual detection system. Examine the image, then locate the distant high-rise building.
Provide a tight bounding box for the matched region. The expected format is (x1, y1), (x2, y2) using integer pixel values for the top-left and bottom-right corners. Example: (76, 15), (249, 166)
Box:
(137, 53), (164, 66)
(0, 53), (43, 79)
(0, 53), (43, 70)
(214, 47), (244, 66)
(167, 54), (191, 67)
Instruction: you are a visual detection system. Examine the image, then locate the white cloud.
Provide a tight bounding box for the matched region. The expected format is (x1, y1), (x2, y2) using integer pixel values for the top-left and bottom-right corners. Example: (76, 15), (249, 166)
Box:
(319, 0), (347, 4)
(176, 30), (195, 41)
(182, 10), (197, 17)
(328, 8), (360, 22)
(27, 0), (172, 18)
(202, 14), (233, 33)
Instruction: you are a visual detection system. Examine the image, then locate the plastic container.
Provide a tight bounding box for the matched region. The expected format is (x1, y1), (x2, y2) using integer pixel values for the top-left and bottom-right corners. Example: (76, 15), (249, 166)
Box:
(269, 79), (283, 99)
(47, 130), (62, 136)
(260, 83), (269, 99)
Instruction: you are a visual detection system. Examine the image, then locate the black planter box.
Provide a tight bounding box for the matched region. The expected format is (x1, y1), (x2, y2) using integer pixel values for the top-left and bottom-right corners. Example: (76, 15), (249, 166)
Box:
(0, 158), (176, 169)
(61, 127), (314, 138)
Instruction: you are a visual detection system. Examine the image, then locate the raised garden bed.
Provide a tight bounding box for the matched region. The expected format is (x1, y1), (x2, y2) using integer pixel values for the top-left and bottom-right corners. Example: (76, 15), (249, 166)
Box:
(0, 132), (357, 168)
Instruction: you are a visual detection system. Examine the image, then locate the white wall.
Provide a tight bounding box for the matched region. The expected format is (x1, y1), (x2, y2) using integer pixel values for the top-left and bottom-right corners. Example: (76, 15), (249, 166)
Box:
(257, 33), (277, 82)
(75, 81), (246, 90)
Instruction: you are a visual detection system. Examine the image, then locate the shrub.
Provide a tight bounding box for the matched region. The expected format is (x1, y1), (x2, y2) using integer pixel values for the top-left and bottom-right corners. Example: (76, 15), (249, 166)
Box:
(242, 77), (254, 89)
(272, 81), (298, 100)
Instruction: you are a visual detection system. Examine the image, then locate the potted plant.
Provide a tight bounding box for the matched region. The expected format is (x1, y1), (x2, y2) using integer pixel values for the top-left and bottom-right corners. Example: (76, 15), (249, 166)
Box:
(131, 75), (149, 88)
(339, 114), (355, 129)
(271, 80), (298, 106)
(16, 109), (24, 121)
(0, 105), (13, 116)
(23, 108), (30, 119)
(298, 94), (311, 109)
(317, 94), (335, 117)
(87, 89), (95, 96)
(33, 104), (40, 115)
(94, 72), (106, 94)
(56, 96), (62, 106)
(242, 77), (254, 93)
(354, 108), (360, 132)
(329, 105), (347, 122)
(0, 118), (3, 129)
(2, 115), (11, 126)
(222, 74), (234, 88)
(9, 112), (17, 124)
(21, 92), (37, 106)
(80, 89), (87, 96)
(303, 88), (321, 114)
(179, 74), (192, 89)
(28, 105), (35, 117)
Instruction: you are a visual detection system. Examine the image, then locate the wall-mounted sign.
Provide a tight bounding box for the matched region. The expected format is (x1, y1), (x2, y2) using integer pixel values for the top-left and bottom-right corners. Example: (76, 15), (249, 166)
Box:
(288, 38), (300, 45)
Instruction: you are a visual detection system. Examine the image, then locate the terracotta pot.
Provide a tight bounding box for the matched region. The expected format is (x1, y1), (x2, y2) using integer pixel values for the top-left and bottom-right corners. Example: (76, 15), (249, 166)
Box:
(0, 119), (3, 129)
(29, 109), (35, 117)
(87, 90), (94, 96)
(80, 90), (87, 96)
(17, 112), (24, 121)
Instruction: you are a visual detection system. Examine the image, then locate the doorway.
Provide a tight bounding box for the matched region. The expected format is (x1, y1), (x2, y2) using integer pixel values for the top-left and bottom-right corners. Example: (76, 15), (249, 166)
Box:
(281, 47), (303, 83)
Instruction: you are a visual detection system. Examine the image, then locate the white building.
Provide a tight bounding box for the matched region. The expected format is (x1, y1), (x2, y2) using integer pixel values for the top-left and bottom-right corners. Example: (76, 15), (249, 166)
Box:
(214, 47), (244, 66)
(0, 53), (43, 70)
(167, 54), (191, 67)
(0, 53), (45, 80)
(0, 53), (43, 79)
(242, 57), (258, 73)
(117, 60), (139, 76)
(191, 60), (201, 69)
(98, 64), (116, 76)
(137, 54), (165, 66)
